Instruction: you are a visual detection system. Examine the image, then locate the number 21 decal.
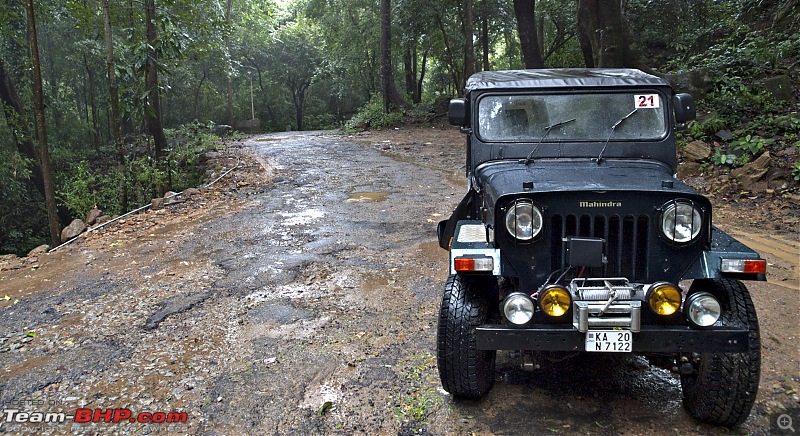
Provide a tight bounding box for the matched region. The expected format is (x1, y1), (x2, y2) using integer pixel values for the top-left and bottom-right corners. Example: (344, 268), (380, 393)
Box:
(635, 94), (660, 108)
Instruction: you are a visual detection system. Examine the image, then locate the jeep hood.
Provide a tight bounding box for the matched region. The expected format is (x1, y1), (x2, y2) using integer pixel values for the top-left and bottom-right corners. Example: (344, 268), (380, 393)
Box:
(475, 159), (696, 200)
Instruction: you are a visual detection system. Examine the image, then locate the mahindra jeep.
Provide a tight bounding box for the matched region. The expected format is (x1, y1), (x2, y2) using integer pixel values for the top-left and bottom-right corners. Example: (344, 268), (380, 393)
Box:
(436, 69), (766, 426)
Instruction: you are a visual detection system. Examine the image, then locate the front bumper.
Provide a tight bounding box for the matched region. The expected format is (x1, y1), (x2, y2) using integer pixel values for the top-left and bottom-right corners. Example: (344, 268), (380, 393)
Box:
(476, 324), (749, 353)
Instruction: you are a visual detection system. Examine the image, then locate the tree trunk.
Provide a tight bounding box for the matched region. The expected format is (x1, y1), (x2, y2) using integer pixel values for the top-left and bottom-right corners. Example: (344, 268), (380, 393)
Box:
(379, 0), (405, 113)
(576, 0), (594, 68)
(512, 0), (544, 69)
(463, 0), (475, 83)
(435, 12), (462, 93)
(84, 54), (101, 152)
(289, 79), (309, 131)
(25, 0), (61, 246)
(403, 46), (416, 102)
(225, 0), (234, 126)
(103, 0), (128, 211)
(194, 70), (207, 120)
(576, 0), (626, 68)
(418, 47), (428, 103)
(481, 16), (490, 71)
(144, 0), (168, 191)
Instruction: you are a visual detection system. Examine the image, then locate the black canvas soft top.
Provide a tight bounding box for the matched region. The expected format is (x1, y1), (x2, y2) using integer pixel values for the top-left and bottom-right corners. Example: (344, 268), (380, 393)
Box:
(464, 68), (669, 92)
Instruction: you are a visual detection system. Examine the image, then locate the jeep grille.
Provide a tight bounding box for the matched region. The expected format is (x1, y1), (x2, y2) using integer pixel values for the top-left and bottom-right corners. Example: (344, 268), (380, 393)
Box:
(551, 214), (649, 282)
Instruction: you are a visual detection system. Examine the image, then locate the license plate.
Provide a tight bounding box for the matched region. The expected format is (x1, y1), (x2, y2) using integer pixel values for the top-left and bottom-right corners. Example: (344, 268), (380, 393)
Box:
(585, 330), (632, 352)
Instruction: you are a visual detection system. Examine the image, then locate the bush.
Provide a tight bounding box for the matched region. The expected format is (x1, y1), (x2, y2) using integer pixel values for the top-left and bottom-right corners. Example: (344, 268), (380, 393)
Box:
(345, 95), (404, 130)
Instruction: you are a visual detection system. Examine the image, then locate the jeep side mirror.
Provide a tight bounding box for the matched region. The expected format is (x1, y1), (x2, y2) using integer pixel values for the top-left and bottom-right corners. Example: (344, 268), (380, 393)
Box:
(448, 98), (468, 126)
(673, 93), (696, 123)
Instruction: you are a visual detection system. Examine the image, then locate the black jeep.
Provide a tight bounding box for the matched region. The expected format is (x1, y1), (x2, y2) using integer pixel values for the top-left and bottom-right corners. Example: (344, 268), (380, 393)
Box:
(436, 69), (766, 426)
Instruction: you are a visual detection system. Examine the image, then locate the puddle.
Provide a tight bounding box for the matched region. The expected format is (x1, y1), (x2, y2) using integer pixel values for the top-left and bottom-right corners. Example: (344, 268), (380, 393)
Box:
(346, 191), (390, 203)
(255, 137), (289, 142)
(281, 208), (325, 226)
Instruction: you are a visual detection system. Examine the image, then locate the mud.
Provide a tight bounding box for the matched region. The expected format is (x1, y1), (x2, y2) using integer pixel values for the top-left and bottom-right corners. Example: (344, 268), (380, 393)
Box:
(0, 126), (797, 435)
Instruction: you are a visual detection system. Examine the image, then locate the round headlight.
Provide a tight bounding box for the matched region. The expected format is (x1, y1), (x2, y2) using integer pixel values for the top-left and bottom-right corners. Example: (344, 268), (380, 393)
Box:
(538, 285), (571, 317)
(660, 200), (702, 243)
(647, 282), (682, 316)
(503, 293), (534, 325)
(684, 292), (721, 327)
(505, 201), (543, 241)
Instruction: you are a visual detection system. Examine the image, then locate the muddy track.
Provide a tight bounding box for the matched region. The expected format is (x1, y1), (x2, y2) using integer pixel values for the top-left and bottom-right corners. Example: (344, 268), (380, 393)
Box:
(0, 129), (797, 435)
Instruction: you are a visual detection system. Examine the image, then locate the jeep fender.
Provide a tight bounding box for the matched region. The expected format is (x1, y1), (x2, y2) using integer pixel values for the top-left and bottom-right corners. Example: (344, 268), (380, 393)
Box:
(438, 191), (476, 250)
(682, 226), (767, 281)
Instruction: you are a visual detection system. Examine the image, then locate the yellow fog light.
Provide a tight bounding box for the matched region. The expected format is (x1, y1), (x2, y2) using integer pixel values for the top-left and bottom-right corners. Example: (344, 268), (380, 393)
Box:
(539, 285), (571, 317)
(647, 282), (682, 316)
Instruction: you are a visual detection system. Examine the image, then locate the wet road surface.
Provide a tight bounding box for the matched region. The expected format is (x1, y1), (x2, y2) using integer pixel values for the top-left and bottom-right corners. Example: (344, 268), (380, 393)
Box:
(0, 130), (797, 435)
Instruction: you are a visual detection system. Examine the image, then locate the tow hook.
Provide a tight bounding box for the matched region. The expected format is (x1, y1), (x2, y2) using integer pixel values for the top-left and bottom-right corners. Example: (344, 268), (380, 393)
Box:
(678, 354), (696, 375)
(522, 351), (539, 372)
(595, 281), (619, 316)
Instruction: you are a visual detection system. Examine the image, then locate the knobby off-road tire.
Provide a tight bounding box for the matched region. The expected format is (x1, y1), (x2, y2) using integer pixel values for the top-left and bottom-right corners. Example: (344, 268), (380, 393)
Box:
(681, 279), (761, 427)
(437, 274), (497, 399)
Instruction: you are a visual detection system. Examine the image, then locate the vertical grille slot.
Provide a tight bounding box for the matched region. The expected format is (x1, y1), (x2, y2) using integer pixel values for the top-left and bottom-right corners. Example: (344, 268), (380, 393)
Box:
(552, 214), (649, 281)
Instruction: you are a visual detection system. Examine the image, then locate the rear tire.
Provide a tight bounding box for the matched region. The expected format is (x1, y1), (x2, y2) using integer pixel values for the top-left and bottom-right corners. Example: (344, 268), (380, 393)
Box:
(437, 274), (497, 399)
(680, 279), (760, 426)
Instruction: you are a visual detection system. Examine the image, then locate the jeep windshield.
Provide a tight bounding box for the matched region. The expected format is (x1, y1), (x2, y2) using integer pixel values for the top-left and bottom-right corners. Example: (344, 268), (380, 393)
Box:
(477, 93), (667, 142)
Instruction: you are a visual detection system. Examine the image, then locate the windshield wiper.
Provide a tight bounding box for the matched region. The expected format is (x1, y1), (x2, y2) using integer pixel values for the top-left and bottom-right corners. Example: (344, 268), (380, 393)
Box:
(595, 108), (638, 164)
(522, 118), (576, 165)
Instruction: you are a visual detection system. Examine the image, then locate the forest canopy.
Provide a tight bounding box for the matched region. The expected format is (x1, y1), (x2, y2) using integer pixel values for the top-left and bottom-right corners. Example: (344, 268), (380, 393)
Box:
(0, 0), (798, 255)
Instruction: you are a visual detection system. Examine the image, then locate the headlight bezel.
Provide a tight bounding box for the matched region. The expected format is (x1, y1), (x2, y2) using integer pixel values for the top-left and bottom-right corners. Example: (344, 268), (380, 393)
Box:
(684, 291), (722, 327)
(503, 292), (535, 325)
(646, 282), (682, 316)
(538, 285), (572, 317)
(503, 199), (544, 241)
(659, 199), (704, 244)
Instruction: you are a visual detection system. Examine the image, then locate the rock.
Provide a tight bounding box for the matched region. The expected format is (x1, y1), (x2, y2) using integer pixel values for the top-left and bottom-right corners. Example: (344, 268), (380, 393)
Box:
(164, 191), (179, 203)
(85, 207), (103, 226)
(199, 151), (222, 164)
(151, 198), (165, 210)
(664, 69), (713, 99)
(682, 140), (711, 162)
(61, 219), (87, 241)
(27, 244), (49, 257)
(0, 254), (19, 270)
(96, 215), (111, 225)
(756, 75), (794, 102)
(715, 130), (734, 142)
(733, 152), (772, 192)
(213, 124), (232, 136)
(183, 188), (201, 197)
(678, 162), (702, 179)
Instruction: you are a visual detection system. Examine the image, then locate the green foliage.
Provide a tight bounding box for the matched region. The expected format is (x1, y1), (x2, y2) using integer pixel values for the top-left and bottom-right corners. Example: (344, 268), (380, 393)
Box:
(683, 116), (728, 141)
(345, 96), (404, 130)
(711, 148), (736, 166)
(792, 162), (800, 181)
(730, 134), (774, 156)
(0, 147), (45, 256)
(59, 160), (101, 219)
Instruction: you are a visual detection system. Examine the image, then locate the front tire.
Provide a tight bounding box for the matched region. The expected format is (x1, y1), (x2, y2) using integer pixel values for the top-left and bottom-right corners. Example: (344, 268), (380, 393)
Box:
(437, 274), (497, 399)
(680, 279), (760, 426)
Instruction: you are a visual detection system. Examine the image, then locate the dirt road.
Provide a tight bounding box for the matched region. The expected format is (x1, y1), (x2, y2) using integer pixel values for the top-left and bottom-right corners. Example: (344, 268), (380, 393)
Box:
(0, 128), (797, 435)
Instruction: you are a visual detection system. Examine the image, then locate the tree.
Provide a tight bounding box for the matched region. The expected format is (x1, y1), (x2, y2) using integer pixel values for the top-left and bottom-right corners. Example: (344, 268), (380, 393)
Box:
(102, 0), (128, 211)
(576, 0), (627, 67)
(24, 0), (60, 246)
(225, 0), (234, 126)
(268, 21), (323, 130)
(144, 0), (168, 191)
(463, 0), (475, 79)
(513, 0), (544, 68)
(379, 0), (405, 113)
